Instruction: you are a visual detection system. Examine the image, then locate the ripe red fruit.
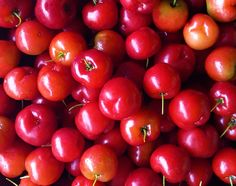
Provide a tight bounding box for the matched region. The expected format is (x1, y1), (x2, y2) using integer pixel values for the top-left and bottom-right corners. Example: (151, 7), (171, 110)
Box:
(99, 77), (142, 120)
(80, 144), (118, 184)
(25, 147), (65, 185)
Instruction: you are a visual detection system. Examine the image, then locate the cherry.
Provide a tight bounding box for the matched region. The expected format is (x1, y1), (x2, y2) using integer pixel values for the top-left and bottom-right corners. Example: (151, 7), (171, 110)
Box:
(0, 139), (33, 178)
(185, 158), (213, 186)
(150, 144), (191, 183)
(177, 124), (220, 158)
(71, 49), (113, 89)
(0, 40), (21, 78)
(120, 107), (161, 146)
(3, 66), (39, 100)
(124, 167), (162, 186)
(51, 127), (85, 162)
(80, 144), (118, 185)
(37, 62), (76, 101)
(15, 20), (54, 55)
(209, 81), (236, 117)
(125, 27), (161, 60)
(99, 77), (142, 120)
(25, 147), (65, 185)
(212, 147), (236, 185)
(15, 103), (58, 146)
(49, 31), (87, 66)
(120, 0), (156, 14)
(168, 89), (211, 129)
(35, 0), (78, 29)
(75, 101), (114, 140)
(82, 0), (118, 31)
(34, 51), (52, 70)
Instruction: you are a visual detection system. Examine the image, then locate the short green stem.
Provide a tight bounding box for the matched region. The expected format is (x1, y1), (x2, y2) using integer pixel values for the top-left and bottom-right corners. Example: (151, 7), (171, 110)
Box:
(141, 126), (148, 143)
(68, 103), (84, 112)
(210, 98), (224, 112)
(170, 0), (177, 7)
(229, 176), (234, 186)
(199, 180), (203, 186)
(12, 10), (22, 27)
(92, 174), (100, 186)
(6, 178), (18, 186)
(163, 175), (166, 186)
(160, 93), (165, 115)
(220, 117), (236, 138)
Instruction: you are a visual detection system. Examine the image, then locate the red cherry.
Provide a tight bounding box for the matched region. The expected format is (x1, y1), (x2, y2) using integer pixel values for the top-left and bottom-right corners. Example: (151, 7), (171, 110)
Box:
(15, 20), (54, 55)
(124, 167), (162, 186)
(25, 147), (65, 185)
(120, 107), (161, 146)
(49, 31), (87, 66)
(99, 77), (142, 120)
(51, 127), (85, 162)
(169, 89), (211, 129)
(65, 156), (81, 177)
(0, 40), (21, 78)
(80, 144), (118, 184)
(3, 66), (39, 100)
(212, 147), (236, 184)
(150, 144), (191, 183)
(71, 49), (113, 89)
(125, 27), (161, 60)
(15, 103), (58, 146)
(177, 124), (220, 158)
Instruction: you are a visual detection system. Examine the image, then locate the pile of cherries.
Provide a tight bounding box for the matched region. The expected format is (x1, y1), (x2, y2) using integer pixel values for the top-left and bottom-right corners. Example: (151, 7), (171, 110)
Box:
(0, 0), (236, 185)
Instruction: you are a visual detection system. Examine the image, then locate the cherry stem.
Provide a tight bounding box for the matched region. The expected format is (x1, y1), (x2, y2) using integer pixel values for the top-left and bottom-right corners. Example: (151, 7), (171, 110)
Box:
(62, 100), (67, 107)
(12, 10), (22, 27)
(163, 175), (166, 186)
(146, 58), (149, 69)
(57, 51), (65, 60)
(220, 117), (236, 138)
(93, 0), (97, 5)
(229, 176), (234, 186)
(210, 98), (224, 112)
(92, 174), (99, 186)
(83, 59), (94, 71)
(199, 180), (203, 186)
(68, 103), (84, 112)
(21, 100), (24, 109)
(44, 59), (54, 63)
(160, 93), (165, 115)
(170, 0), (177, 7)
(5, 178), (18, 186)
(141, 126), (148, 143)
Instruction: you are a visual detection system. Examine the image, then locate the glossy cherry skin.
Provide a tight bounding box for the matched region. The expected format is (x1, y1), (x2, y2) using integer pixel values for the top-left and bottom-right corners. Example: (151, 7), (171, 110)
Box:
(0, 0), (34, 28)
(49, 31), (87, 66)
(150, 144), (191, 183)
(169, 89), (211, 129)
(75, 101), (114, 140)
(119, 7), (152, 36)
(128, 141), (157, 167)
(99, 77), (142, 120)
(177, 124), (220, 158)
(152, 0), (189, 32)
(120, 0), (157, 14)
(212, 147), (236, 184)
(51, 127), (85, 162)
(71, 49), (113, 89)
(19, 176), (44, 186)
(107, 156), (134, 186)
(35, 0), (78, 29)
(185, 158), (213, 186)
(0, 139), (33, 178)
(37, 62), (76, 101)
(3, 66), (39, 100)
(125, 167), (162, 186)
(94, 29), (125, 66)
(0, 84), (19, 117)
(25, 147), (65, 185)
(183, 13), (219, 50)
(126, 27), (161, 60)
(95, 127), (128, 156)
(0, 40), (21, 78)
(154, 43), (196, 82)
(15, 20), (54, 55)
(0, 116), (16, 152)
(205, 46), (236, 81)
(143, 63), (181, 99)
(120, 107), (161, 146)
(214, 113), (236, 140)
(72, 175), (106, 186)
(209, 81), (236, 116)
(15, 103), (58, 146)
(206, 0), (236, 22)
(66, 156), (81, 177)
(82, 0), (118, 31)
(34, 51), (52, 70)
(80, 144), (118, 183)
